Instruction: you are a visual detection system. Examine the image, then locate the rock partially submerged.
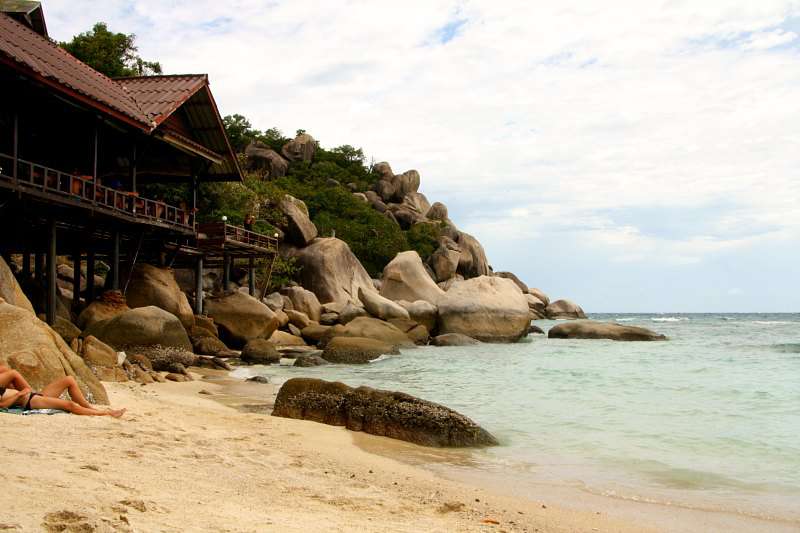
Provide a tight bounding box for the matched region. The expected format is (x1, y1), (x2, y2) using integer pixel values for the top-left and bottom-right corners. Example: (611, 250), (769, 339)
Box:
(273, 378), (498, 448)
(548, 321), (667, 341)
(322, 337), (399, 364)
(432, 333), (480, 346)
(545, 299), (586, 319)
(323, 316), (414, 349)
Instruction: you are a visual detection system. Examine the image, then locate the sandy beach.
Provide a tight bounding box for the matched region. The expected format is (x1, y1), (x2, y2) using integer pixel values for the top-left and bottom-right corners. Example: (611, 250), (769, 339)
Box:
(0, 373), (653, 533)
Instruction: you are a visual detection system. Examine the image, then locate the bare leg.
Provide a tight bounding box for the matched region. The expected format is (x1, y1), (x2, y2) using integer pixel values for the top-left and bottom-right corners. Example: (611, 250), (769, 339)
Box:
(29, 395), (125, 418)
(41, 376), (92, 408)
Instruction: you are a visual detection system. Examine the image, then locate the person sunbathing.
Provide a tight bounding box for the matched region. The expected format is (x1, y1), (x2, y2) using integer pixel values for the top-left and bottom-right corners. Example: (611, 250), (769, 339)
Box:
(0, 365), (125, 417)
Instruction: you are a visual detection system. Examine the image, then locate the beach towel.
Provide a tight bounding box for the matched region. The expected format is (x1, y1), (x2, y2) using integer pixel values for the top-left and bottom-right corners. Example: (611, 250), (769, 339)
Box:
(0, 407), (67, 416)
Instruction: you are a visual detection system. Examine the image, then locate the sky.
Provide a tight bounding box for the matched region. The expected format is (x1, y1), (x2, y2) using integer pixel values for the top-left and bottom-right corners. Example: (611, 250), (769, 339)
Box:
(45, 1), (800, 312)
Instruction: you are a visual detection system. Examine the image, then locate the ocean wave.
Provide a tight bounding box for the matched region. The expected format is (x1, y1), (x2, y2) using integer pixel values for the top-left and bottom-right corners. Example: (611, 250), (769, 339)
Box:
(753, 321), (794, 325)
(651, 317), (689, 323)
(615, 318), (638, 322)
(772, 343), (800, 353)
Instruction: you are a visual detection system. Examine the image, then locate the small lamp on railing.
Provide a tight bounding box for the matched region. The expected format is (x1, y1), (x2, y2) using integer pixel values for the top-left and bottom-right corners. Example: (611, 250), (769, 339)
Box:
(221, 215), (228, 222)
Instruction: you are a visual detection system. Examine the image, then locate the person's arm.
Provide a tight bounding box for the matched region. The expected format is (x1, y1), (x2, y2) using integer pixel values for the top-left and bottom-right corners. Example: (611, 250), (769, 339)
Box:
(0, 388), (30, 408)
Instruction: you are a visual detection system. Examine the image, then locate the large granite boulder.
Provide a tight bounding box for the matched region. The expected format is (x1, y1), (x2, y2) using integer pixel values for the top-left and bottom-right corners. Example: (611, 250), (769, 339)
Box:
(380, 251), (445, 305)
(279, 286), (322, 322)
(244, 140), (289, 178)
(84, 306), (192, 352)
(0, 257), (35, 313)
(202, 292), (279, 349)
(273, 378), (498, 447)
(428, 237), (461, 282)
(77, 291), (130, 330)
(386, 203), (426, 230)
(529, 288), (550, 307)
(288, 238), (374, 305)
(358, 287), (409, 321)
(80, 335), (127, 382)
(124, 264), (194, 329)
(545, 299), (587, 319)
(0, 299), (108, 404)
(281, 132), (316, 162)
(432, 333), (480, 346)
(391, 170), (421, 202)
(268, 330), (307, 346)
(437, 276), (530, 343)
(241, 339), (281, 364)
(322, 337), (399, 364)
(387, 318), (429, 345)
(402, 192), (431, 215)
(364, 190), (388, 213)
(455, 231), (490, 279)
(397, 300), (438, 332)
(278, 195), (318, 247)
(426, 202), (448, 221)
(548, 321), (667, 341)
(322, 316), (414, 349)
(494, 272), (528, 294)
(338, 302), (368, 324)
(526, 294), (547, 320)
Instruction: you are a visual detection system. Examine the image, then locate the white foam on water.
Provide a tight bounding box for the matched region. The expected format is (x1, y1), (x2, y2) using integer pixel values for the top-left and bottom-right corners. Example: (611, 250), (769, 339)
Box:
(651, 317), (689, 322)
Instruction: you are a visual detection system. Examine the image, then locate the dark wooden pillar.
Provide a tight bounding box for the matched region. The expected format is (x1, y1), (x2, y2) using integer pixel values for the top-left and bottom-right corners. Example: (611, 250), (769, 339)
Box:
(72, 250), (81, 309)
(21, 250), (30, 279)
(195, 257), (204, 314)
(248, 257), (256, 296)
(12, 111), (18, 183)
(130, 142), (137, 193)
(223, 253), (231, 292)
(46, 219), (57, 325)
(111, 229), (120, 290)
(86, 246), (96, 302)
(34, 252), (44, 281)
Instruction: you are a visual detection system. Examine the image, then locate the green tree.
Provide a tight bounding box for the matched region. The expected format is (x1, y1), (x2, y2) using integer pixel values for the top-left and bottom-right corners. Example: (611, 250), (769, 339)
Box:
(61, 22), (162, 78)
(222, 114), (260, 153)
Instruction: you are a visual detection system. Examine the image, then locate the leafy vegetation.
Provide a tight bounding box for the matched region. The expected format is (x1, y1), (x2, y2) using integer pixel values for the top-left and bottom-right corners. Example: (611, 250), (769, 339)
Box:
(61, 23), (162, 78)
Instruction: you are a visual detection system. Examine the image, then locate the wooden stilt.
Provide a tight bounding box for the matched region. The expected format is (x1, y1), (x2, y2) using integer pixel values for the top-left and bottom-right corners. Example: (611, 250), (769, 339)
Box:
(223, 253), (231, 292)
(86, 247), (96, 302)
(111, 229), (120, 290)
(248, 257), (256, 296)
(34, 251), (44, 280)
(46, 218), (56, 325)
(195, 257), (204, 314)
(72, 250), (81, 310)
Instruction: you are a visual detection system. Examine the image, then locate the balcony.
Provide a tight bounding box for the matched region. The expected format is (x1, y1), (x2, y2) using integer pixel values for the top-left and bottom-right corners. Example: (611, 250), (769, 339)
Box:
(0, 152), (194, 233)
(196, 221), (278, 256)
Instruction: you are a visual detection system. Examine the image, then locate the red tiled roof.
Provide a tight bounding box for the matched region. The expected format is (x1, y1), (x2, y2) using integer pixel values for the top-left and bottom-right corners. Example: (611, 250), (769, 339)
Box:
(0, 12), (150, 128)
(117, 74), (208, 126)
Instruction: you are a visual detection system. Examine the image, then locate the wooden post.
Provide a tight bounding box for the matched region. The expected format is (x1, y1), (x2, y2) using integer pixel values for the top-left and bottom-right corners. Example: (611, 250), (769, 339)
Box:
(248, 257), (256, 296)
(34, 252), (44, 281)
(92, 118), (98, 205)
(86, 247), (96, 302)
(195, 257), (204, 314)
(223, 253), (231, 292)
(130, 142), (137, 193)
(111, 229), (120, 290)
(72, 250), (81, 309)
(22, 250), (30, 279)
(12, 111), (18, 184)
(46, 218), (56, 325)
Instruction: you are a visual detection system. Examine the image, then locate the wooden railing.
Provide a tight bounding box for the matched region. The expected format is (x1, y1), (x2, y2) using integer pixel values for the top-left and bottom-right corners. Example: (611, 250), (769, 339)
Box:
(197, 221), (278, 251)
(0, 152), (194, 231)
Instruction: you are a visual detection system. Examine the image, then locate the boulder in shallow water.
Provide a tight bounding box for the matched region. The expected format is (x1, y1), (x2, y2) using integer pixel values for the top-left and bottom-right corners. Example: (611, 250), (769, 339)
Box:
(437, 276), (530, 343)
(204, 292), (279, 349)
(545, 299), (586, 319)
(293, 354), (329, 367)
(397, 300), (438, 333)
(273, 378), (498, 447)
(528, 324), (545, 335)
(432, 333), (480, 346)
(358, 287), (409, 321)
(322, 336), (399, 364)
(548, 321), (667, 341)
(241, 339), (281, 364)
(322, 316), (414, 349)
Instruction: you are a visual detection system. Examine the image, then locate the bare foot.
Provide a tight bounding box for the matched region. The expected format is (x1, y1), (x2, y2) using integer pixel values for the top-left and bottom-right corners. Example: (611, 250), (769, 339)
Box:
(109, 408), (127, 418)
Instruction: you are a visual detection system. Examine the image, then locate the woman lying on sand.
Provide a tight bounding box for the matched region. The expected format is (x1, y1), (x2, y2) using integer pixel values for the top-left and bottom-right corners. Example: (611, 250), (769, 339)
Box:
(0, 366), (125, 417)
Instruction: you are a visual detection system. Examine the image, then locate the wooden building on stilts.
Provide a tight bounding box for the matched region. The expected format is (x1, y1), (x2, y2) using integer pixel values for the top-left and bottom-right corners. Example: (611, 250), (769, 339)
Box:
(0, 3), (277, 324)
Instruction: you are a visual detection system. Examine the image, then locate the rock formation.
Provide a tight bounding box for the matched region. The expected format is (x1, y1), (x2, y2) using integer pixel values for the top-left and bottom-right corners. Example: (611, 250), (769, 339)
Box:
(277, 195), (318, 247)
(84, 306), (193, 352)
(322, 337), (399, 364)
(281, 132), (317, 162)
(203, 292), (279, 348)
(545, 299), (587, 319)
(273, 378), (498, 447)
(358, 287), (409, 321)
(548, 321), (667, 341)
(437, 276), (530, 343)
(244, 140), (289, 178)
(380, 251), (445, 305)
(288, 238), (374, 305)
(124, 264), (194, 328)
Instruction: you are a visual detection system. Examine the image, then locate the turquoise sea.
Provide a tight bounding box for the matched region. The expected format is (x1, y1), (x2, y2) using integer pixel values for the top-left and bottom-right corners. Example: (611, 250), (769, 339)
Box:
(235, 314), (800, 526)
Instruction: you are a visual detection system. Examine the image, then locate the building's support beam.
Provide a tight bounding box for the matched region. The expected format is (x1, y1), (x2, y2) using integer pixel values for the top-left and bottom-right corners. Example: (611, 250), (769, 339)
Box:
(86, 246), (96, 302)
(72, 250), (81, 310)
(34, 252), (44, 281)
(130, 142), (138, 194)
(111, 229), (120, 291)
(195, 257), (204, 315)
(248, 257), (256, 297)
(12, 111), (19, 183)
(223, 253), (231, 292)
(46, 218), (57, 325)
(21, 250), (31, 279)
